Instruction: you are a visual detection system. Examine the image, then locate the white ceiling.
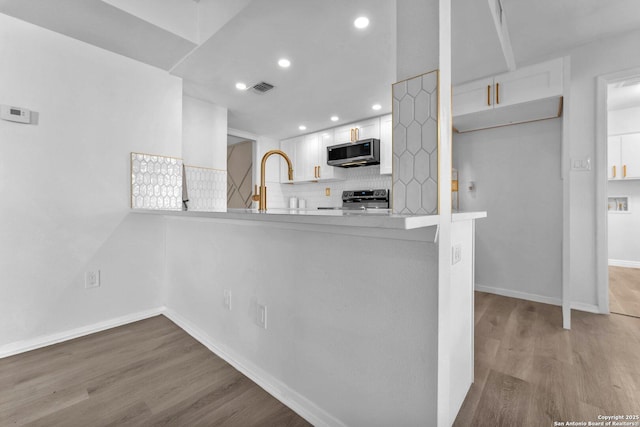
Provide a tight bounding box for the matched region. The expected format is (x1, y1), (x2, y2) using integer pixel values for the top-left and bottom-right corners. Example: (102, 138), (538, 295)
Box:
(609, 82), (640, 111)
(503, 0), (640, 66)
(174, 0), (395, 140)
(0, 0), (198, 70)
(2, 0), (640, 139)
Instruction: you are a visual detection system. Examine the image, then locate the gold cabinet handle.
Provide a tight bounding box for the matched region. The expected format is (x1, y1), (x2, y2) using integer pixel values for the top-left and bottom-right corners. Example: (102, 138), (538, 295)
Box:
(315, 166), (319, 178)
(350, 128), (354, 142)
(613, 165), (617, 178)
(487, 85), (491, 106)
(624, 165), (627, 178)
(317, 165), (321, 178)
(356, 128), (360, 140)
(496, 82), (500, 104)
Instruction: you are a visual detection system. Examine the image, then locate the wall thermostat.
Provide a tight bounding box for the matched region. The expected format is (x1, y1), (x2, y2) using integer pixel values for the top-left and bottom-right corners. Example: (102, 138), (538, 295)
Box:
(1, 105), (31, 124)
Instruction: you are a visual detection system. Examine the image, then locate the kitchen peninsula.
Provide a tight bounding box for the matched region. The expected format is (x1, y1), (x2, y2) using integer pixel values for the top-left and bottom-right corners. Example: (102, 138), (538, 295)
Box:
(132, 206), (485, 426)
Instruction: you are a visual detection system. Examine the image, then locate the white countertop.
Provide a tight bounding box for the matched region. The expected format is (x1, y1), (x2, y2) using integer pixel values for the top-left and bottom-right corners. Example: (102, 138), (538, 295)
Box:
(132, 208), (486, 230)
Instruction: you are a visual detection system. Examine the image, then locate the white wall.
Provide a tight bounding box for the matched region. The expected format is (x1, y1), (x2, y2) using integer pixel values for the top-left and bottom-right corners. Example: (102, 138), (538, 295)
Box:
(164, 218), (439, 426)
(182, 95), (227, 169)
(454, 119), (563, 302)
(609, 106), (640, 136)
(0, 14), (182, 347)
(565, 28), (640, 306)
(396, 0), (439, 81)
(456, 27), (640, 309)
(608, 180), (640, 264)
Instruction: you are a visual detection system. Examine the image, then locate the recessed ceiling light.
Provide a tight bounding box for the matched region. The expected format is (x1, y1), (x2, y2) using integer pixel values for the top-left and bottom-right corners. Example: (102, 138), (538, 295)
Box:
(278, 58), (291, 68)
(330, 116), (339, 122)
(354, 16), (369, 29)
(235, 82), (247, 90)
(372, 103), (382, 110)
(299, 125), (307, 131)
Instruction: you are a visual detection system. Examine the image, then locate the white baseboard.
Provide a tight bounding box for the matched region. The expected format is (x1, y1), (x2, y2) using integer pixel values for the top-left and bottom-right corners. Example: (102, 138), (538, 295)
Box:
(569, 302), (601, 314)
(162, 308), (345, 427)
(0, 307), (166, 359)
(475, 284), (603, 314)
(475, 284), (562, 306)
(608, 259), (640, 269)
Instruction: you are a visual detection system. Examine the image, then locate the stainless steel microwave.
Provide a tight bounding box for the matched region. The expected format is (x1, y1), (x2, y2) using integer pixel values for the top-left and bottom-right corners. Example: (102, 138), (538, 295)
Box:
(326, 138), (380, 168)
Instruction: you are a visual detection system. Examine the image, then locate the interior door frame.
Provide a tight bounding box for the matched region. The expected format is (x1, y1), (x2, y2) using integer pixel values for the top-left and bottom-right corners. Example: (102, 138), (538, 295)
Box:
(594, 67), (640, 314)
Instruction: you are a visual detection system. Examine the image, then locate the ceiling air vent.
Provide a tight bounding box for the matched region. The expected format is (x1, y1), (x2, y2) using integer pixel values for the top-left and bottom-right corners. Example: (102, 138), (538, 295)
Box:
(251, 82), (275, 94)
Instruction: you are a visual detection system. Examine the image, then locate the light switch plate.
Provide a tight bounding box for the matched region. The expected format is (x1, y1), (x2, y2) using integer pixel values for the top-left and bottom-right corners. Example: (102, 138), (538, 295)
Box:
(571, 157), (591, 171)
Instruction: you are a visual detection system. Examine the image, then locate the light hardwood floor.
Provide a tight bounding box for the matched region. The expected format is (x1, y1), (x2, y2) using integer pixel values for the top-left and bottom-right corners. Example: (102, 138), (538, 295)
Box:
(609, 266), (640, 318)
(0, 316), (311, 427)
(454, 291), (640, 426)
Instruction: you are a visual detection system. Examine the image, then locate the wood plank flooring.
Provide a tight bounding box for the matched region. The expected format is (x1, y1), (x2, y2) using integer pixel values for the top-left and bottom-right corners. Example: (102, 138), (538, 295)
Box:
(0, 316), (311, 427)
(454, 292), (640, 427)
(609, 266), (640, 318)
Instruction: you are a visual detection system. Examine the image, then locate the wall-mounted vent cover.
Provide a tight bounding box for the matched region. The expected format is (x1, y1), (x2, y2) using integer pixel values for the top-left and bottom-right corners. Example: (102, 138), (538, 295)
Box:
(251, 82), (275, 94)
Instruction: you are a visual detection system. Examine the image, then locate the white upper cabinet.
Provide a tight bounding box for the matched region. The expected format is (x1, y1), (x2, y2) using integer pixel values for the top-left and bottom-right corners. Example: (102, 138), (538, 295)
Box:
(621, 134), (640, 179)
(317, 130), (346, 181)
(608, 136), (621, 180)
(452, 77), (495, 117)
(493, 58), (563, 108)
(280, 131), (346, 183)
(453, 57), (564, 132)
(298, 133), (319, 182)
(334, 125), (354, 144)
(280, 115), (389, 182)
(280, 136), (301, 183)
(379, 114), (392, 175)
(355, 117), (381, 141)
(334, 117), (381, 144)
(608, 133), (640, 180)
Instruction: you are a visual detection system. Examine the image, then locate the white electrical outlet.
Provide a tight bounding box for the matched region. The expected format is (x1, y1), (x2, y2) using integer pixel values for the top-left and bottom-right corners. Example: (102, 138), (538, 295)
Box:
(452, 244), (462, 265)
(257, 304), (267, 329)
(223, 289), (232, 310)
(85, 270), (100, 289)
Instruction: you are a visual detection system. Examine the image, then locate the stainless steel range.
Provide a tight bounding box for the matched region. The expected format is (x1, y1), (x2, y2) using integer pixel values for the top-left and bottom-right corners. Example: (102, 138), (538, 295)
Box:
(318, 189), (390, 210)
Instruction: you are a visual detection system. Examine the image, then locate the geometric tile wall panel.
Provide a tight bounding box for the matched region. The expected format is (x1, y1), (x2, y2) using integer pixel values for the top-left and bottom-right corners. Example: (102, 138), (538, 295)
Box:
(184, 166), (227, 212)
(392, 70), (439, 215)
(131, 152), (183, 211)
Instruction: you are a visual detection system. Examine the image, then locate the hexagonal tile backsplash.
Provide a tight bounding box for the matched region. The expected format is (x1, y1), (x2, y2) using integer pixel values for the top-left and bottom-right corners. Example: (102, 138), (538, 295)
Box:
(131, 152), (183, 210)
(392, 70), (439, 215)
(184, 166), (226, 212)
(131, 153), (226, 212)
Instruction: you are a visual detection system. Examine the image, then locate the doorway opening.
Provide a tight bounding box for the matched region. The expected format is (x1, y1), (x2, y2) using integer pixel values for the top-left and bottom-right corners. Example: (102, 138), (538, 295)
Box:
(597, 71), (640, 318)
(227, 135), (255, 209)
